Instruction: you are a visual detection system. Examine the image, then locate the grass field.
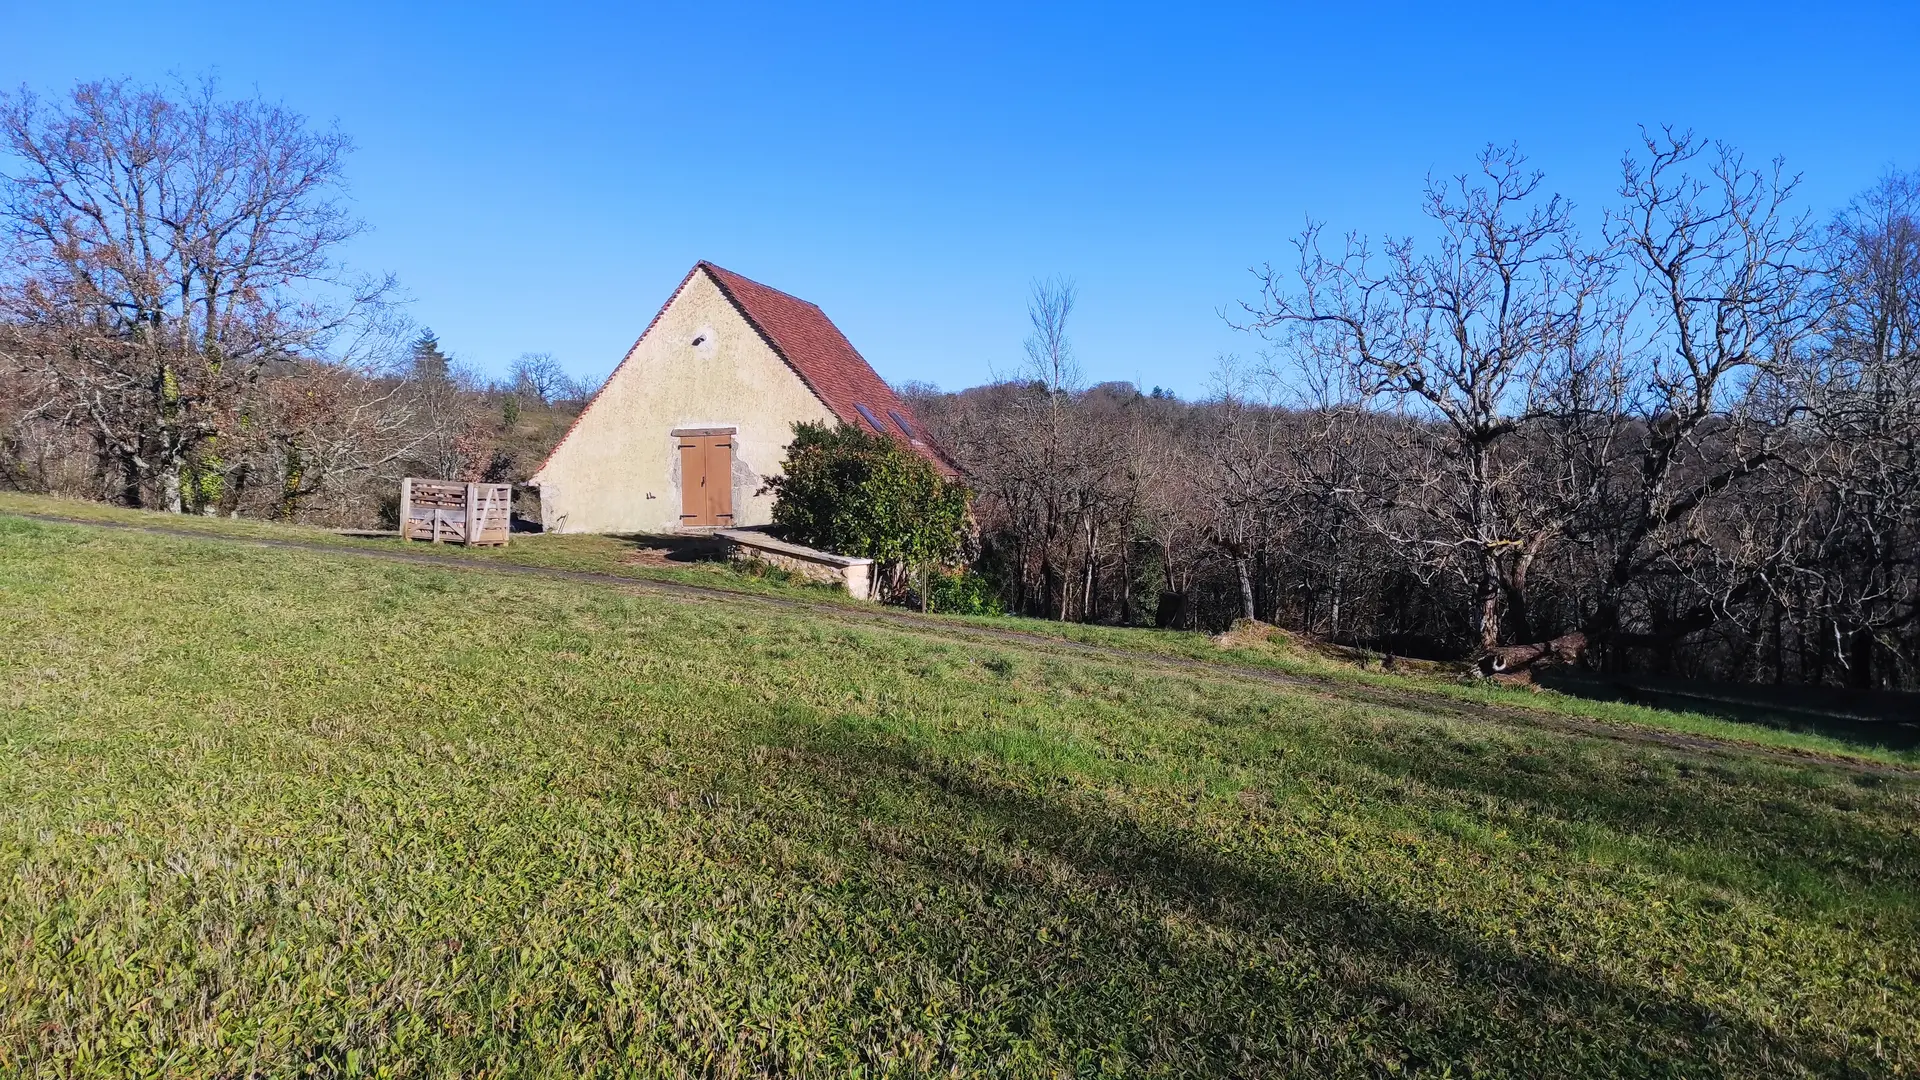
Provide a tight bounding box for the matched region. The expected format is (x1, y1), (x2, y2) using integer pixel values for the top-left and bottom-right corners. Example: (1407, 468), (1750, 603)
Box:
(6, 491), (1911, 770)
(3, 509), (1917, 1077)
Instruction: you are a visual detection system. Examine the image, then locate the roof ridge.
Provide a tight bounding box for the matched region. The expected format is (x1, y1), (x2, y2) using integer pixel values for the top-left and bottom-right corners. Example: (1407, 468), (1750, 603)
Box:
(697, 260), (825, 312)
(698, 262), (955, 476)
(696, 263), (835, 412)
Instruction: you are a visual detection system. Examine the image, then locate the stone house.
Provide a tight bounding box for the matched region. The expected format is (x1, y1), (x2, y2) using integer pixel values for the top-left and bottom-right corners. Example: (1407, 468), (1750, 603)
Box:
(529, 261), (945, 534)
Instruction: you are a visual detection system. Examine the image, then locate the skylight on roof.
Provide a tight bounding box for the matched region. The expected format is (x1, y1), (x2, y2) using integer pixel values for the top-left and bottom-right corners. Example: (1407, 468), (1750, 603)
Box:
(853, 403), (886, 433)
(886, 409), (916, 439)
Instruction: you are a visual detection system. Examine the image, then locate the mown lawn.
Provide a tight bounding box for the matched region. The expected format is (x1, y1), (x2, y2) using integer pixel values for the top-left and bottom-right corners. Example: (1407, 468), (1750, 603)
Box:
(5, 491), (1909, 770)
(2, 514), (1916, 1077)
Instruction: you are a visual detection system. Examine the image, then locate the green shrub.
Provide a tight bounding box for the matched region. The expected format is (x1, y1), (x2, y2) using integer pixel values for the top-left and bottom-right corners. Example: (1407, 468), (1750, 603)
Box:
(769, 422), (970, 598)
(927, 568), (1004, 615)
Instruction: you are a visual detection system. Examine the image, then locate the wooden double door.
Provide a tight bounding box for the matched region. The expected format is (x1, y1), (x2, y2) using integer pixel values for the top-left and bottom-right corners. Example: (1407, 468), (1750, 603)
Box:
(676, 429), (734, 527)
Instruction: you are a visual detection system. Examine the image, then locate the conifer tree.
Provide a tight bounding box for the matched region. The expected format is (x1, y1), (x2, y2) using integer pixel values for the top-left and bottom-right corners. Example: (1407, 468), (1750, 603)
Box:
(410, 330), (451, 382)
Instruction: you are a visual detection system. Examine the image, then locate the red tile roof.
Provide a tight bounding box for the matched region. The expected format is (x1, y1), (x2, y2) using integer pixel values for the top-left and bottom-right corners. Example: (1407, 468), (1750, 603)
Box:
(536, 262), (951, 479)
(698, 262), (952, 475)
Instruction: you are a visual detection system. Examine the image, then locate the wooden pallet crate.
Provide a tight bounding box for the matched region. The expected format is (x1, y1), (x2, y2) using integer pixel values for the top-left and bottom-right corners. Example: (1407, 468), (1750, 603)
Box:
(399, 479), (511, 546)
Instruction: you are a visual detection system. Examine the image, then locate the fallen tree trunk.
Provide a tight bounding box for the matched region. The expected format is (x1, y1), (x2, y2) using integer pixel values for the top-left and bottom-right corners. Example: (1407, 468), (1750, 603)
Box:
(1479, 631), (1590, 676)
(1477, 579), (1760, 677)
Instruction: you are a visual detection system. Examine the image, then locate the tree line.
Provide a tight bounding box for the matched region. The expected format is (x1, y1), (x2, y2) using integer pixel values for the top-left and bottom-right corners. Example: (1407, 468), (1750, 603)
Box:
(0, 78), (591, 524)
(911, 137), (1920, 690)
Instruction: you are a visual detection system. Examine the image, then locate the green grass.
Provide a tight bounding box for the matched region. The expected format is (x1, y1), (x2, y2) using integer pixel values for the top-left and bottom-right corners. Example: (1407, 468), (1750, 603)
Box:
(2, 514), (1917, 1077)
(0, 491), (851, 604)
(5, 490), (1909, 769)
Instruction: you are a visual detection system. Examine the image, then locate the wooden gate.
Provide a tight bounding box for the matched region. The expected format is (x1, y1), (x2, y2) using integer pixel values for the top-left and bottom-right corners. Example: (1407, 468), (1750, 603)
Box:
(400, 479), (511, 546)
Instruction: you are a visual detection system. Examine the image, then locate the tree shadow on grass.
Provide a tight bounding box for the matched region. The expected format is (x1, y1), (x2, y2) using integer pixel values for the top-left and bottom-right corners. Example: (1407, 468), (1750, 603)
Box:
(606, 532), (732, 564)
(1337, 724), (1920, 915)
(1537, 671), (1920, 753)
(759, 730), (1877, 1078)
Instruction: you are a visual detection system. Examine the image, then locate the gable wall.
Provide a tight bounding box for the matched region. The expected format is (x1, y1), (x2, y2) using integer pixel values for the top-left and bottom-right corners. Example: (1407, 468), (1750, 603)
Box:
(530, 270), (838, 534)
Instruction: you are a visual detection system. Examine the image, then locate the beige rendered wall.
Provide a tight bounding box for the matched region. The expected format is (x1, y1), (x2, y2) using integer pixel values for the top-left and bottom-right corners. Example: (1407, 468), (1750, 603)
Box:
(529, 269), (838, 534)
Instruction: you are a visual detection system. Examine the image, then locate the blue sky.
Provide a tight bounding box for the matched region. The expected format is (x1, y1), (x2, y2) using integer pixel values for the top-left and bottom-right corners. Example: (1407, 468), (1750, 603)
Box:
(5, 1), (1917, 397)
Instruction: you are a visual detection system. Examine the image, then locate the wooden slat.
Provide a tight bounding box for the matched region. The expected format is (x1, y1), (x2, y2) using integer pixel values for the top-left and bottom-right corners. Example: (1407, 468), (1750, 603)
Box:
(679, 439), (705, 524)
(708, 436), (732, 523)
(476, 484), (507, 544)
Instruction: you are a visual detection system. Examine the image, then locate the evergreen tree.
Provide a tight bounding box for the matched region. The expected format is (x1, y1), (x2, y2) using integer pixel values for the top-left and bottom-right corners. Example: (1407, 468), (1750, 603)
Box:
(410, 330), (451, 381)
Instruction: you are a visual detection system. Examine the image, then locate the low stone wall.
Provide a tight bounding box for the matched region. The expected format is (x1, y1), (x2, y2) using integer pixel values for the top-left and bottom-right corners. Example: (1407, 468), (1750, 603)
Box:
(715, 528), (874, 600)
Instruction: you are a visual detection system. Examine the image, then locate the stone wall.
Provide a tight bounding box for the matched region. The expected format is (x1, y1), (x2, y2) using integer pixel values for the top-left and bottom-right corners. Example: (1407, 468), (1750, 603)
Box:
(718, 529), (874, 601)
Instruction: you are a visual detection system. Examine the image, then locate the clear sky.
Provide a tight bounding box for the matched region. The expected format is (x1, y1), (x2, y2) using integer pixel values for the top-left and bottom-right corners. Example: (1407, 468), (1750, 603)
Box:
(4, 1), (1917, 397)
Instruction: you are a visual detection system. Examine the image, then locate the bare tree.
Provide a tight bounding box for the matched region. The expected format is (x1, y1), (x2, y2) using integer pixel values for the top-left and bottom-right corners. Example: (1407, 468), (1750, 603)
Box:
(971, 278), (1094, 616)
(1023, 277), (1080, 394)
(1199, 357), (1284, 621)
(1129, 415), (1207, 627)
(509, 352), (570, 403)
(1774, 170), (1920, 686)
(0, 76), (396, 512)
(1243, 145), (1606, 651)
(1486, 129), (1822, 672)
